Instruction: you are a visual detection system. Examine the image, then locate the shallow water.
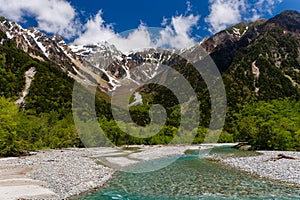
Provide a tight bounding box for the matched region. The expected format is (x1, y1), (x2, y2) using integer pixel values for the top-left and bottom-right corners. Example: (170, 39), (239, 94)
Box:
(79, 147), (300, 200)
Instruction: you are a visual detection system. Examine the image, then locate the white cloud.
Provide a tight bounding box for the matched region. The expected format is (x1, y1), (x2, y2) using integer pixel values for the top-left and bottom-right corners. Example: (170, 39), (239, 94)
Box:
(161, 17), (168, 26)
(254, 0), (283, 15)
(0, 0), (78, 39)
(73, 10), (117, 45)
(205, 0), (283, 33)
(74, 11), (200, 52)
(248, 9), (261, 22)
(0, 0), (200, 51)
(205, 0), (246, 33)
(186, 1), (193, 13)
(73, 12), (153, 53)
(156, 14), (200, 49)
(111, 24), (153, 53)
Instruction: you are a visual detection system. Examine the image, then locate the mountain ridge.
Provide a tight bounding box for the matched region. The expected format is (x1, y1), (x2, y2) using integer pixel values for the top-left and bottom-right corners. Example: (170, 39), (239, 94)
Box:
(0, 10), (299, 109)
(1, 10), (299, 94)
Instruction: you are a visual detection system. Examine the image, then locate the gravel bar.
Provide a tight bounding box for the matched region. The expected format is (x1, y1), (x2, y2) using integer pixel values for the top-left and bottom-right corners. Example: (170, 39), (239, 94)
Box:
(0, 144), (238, 199)
(0, 148), (115, 199)
(220, 151), (300, 185)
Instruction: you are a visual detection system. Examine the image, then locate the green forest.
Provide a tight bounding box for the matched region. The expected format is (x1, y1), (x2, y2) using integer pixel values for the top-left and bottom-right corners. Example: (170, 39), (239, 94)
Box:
(2, 93), (300, 157)
(0, 97), (81, 156)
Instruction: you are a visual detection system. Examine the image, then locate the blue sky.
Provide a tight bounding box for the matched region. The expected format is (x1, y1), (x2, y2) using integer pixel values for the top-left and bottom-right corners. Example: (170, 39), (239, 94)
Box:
(0, 0), (299, 51)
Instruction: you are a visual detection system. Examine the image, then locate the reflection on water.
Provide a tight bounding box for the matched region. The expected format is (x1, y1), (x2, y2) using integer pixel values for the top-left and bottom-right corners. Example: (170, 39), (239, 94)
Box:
(79, 147), (300, 200)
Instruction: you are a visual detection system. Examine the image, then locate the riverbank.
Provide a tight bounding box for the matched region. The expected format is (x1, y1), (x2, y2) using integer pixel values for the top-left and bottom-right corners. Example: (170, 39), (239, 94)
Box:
(0, 148), (115, 199)
(219, 150), (300, 185)
(1, 144), (299, 199)
(0, 145), (209, 200)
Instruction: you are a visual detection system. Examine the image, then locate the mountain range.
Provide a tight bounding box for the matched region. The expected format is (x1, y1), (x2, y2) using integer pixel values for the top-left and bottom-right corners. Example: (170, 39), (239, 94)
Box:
(0, 10), (299, 152)
(1, 11), (299, 96)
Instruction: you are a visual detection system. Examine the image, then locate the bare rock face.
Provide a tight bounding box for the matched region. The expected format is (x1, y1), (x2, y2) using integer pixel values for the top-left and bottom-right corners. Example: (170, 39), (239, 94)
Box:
(70, 44), (179, 91)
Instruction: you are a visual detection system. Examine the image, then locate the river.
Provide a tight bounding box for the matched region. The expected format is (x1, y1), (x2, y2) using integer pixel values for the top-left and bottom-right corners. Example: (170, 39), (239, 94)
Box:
(78, 147), (300, 200)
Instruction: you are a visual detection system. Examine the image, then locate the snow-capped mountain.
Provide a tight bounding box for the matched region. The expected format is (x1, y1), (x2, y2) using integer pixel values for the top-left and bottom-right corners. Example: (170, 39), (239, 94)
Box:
(0, 15), (248, 92)
(0, 16), (183, 92)
(70, 44), (180, 91)
(0, 10), (299, 95)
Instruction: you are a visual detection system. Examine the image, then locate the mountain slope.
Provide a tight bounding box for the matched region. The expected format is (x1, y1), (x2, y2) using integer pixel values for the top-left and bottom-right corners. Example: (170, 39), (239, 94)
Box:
(224, 10), (300, 101)
(200, 10), (299, 99)
(0, 27), (75, 115)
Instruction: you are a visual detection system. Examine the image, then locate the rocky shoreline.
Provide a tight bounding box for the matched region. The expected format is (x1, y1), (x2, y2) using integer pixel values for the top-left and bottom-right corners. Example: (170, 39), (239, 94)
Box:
(0, 145), (299, 199)
(219, 151), (300, 185)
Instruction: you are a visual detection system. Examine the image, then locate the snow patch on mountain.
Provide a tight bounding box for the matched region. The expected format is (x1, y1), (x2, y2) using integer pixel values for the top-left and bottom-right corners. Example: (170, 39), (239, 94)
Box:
(69, 42), (123, 59)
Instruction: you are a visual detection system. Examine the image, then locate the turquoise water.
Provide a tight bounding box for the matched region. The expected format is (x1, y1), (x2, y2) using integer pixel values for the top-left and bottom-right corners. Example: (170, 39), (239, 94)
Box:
(78, 147), (300, 200)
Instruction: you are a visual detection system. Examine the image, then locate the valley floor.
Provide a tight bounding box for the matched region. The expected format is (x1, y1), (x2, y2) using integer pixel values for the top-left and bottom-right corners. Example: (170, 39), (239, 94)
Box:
(0, 144), (299, 199)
